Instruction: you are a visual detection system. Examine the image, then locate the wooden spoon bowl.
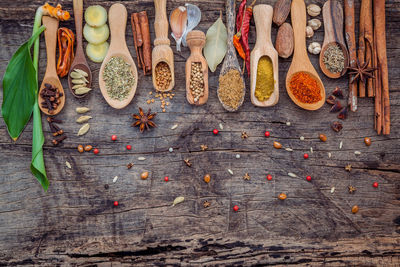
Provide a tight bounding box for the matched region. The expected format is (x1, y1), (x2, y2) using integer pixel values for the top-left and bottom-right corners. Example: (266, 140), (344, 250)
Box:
(99, 3), (138, 109)
(186, 30), (208, 105)
(250, 4), (279, 107)
(38, 16), (65, 116)
(319, 0), (349, 78)
(68, 0), (92, 98)
(285, 0), (325, 110)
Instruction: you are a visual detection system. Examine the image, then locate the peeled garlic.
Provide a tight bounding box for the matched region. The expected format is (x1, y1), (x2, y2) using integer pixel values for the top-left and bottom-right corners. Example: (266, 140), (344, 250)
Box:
(306, 26), (314, 38)
(308, 42), (321, 55)
(307, 4), (321, 16)
(308, 19), (322, 31)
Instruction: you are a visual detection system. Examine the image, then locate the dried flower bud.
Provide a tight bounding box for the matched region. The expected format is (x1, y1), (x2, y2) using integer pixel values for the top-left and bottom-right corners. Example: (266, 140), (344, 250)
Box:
(308, 42), (321, 55)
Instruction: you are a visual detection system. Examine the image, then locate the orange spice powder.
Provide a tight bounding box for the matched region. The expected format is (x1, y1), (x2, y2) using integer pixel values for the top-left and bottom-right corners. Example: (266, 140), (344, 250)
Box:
(289, 72), (322, 104)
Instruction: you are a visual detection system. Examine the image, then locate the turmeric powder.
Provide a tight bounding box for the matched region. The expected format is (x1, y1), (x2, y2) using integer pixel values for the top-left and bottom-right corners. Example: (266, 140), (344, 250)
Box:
(255, 56), (274, 101)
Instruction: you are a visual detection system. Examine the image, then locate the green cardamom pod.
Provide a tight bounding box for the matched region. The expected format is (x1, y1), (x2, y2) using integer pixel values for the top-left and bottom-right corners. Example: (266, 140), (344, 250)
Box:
(72, 84), (85, 89)
(76, 115), (92, 123)
(74, 68), (88, 77)
(75, 87), (92, 95)
(72, 79), (86, 84)
(76, 107), (90, 114)
(77, 123), (90, 136)
(70, 71), (83, 79)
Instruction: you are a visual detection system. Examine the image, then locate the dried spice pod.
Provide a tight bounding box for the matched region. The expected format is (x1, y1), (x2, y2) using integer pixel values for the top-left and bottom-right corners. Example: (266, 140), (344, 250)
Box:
(275, 23), (294, 58)
(77, 144), (84, 153)
(141, 171), (149, 180)
(319, 134), (327, 142)
(364, 137), (372, 146)
(203, 174), (211, 183)
(77, 123), (90, 136)
(76, 107), (90, 113)
(331, 121), (343, 132)
(326, 95), (336, 105)
(76, 115), (92, 123)
(273, 0), (291, 26)
(273, 141), (282, 149)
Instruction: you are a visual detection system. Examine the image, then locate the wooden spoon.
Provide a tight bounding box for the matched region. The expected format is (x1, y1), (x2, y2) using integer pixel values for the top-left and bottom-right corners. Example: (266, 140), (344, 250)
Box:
(319, 0), (349, 78)
(68, 0), (92, 98)
(250, 4), (279, 107)
(217, 0), (245, 112)
(185, 30), (208, 105)
(38, 16), (65, 116)
(285, 0), (325, 111)
(152, 0), (175, 92)
(99, 3), (138, 109)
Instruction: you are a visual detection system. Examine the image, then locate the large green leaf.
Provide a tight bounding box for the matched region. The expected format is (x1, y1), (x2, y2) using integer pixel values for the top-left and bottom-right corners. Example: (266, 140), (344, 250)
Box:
(1, 27), (45, 141)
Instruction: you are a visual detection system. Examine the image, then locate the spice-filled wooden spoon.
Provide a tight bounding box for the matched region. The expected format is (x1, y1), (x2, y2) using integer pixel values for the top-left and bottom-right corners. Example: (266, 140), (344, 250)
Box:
(217, 0), (245, 112)
(68, 0), (92, 98)
(99, 3), (138, 109)
(250, 4), (279, 107)
(285, 0), (325, 111)
(38, 16), (65, 116)
(319, 0), (349, 79)
(152, 0), (175, 92)
(185, 30), (208, 105)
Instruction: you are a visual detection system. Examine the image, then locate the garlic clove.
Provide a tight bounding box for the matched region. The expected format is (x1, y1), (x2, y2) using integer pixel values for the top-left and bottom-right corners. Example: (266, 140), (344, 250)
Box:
(308, 19), (322, 31)
(170, 6), (187, 51)
(182, 3), (201, 47)
(306, 26), (314, 38)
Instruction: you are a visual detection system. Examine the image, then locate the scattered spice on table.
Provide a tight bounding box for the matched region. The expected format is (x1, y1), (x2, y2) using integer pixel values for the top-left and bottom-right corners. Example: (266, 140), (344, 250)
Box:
(200, 144), (208, 151)
(103, 56), (135, 100)
(126, 145), (132, 150)
(319, 134), (327, 142)
(155, 62), (172, 90)
(273, 141), (282, 149)
(289, 72), (322, 104)
(241, 131), (248, 139)
(204, 174), (211, 183)
(77, 145), (84, 153)
(278, 193), (287, 200)
(84, 145), (92, 152)
(233, 205), (239, 212)
(111, 135), (117, 141)
(164, 176), (169, 182)
(331, 121), (343, 132)
(323, 43), (345, 73)
(364, 137), (372, 146)
(351, 205), (359, 214)
(332, 87), (344, 98)
(255, 56), (275, 101)
(184, 159), (192, 167)
(348, 185), (356, 193)
(172, 196), (185, 206)
(338, 106), (348, 120)
(131, 107), (157, 133)
(345, 164), (352, 172)
(127, 163), (134, 169)
(203, 200), (211, 208)
(77, 123), (90, 136)
(93, 148), (99, 154)
(347, 59), (375, 85)
(330, 101), (343, 113)
(113, 201), (119, 207)
(265, 131), (270, 137)
(243, 173), (250, 180)
(306, 175), (312, 182)
(373, 182), (378, 188)
(141, 171), (149, 180)
(218, 69), (244, 110)
(213, 129), (219, 135)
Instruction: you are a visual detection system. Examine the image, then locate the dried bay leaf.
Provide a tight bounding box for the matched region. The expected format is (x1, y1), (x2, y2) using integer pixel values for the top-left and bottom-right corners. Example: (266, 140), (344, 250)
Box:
(203, 13), (227, 72)
(77, 123), (90, 136)
(172, 196), (184, 206)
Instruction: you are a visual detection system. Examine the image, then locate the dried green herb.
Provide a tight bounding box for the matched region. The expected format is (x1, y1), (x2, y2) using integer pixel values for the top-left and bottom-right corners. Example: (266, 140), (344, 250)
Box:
(323, 43), (345, 73)
(103, 56), (135, 100)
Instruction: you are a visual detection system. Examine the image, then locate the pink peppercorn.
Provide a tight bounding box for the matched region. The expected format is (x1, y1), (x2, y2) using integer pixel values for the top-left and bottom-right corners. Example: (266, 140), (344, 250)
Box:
(213, 129), (219, 135)
(93, 148), (99, 154)
(113, 201), (119, 206)
(164, 176), (169, 182)
(233, 205), (239, 212)
(373, 182), (378, 188)
(267, 174), (272, 181)
(306, 176), (311, 181)
(265, 131), (270, 137)
(111, 135), (117, 141)
(304, 153), (309, 159)
(126, 145), (132, 150)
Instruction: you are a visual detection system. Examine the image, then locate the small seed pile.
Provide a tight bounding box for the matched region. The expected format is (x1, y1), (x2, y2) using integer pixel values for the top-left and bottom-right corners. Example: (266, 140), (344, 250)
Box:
(103, 56), (135, 100)
(145, 91), (175, 112)
(189, 62), (204, 102)
(70, 69), (91, 95)
(155, 62), (172, 90)
(218, 69), (244, 110)
(40, 83), (63, 113)
(323, 43), (345, 73)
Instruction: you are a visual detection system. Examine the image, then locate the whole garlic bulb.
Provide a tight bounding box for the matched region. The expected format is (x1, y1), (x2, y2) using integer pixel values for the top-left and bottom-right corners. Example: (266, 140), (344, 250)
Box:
(308, 19), (322, 31)
(308, 42), (321, 54)
(307, 4), (321, 16)
(306, 26), (314, 38)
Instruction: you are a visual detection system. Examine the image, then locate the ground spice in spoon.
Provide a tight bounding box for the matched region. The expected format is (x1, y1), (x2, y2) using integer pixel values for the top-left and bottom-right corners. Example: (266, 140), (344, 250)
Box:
(323, 43), (345, 73)
(289, 72), (321, 103)
(218, 69), (244, 110)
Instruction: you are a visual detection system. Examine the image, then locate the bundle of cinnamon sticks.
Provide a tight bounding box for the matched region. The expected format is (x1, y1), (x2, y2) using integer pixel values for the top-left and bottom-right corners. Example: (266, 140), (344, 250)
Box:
(131, 11), (152, 75)
(345, 0), (390, 135)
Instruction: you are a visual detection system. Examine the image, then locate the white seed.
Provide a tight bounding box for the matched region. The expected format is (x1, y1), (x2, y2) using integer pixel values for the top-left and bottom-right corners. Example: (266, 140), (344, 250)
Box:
(77, 123), (90, 136)
(169, 147), (174, 152)
(288, 172), (297, 178)
(138, 157), (146, 161)
(65, 161), (71, 169)
(285, 148), (293, 152)
(113, 176), (118, 183)
(328, 152), (332, 158)
(172, 196), (184, 206)
(310, 147), (314, 153)
(330, 187), (335, 193)
(354, 151), (361, 155)
(339, 141), (343, 149)
(235, 154), (240, 159)
(227, 169), (234, 175)
(286, 121), (291, 126)
(171, 124), (178, 130)
(300, 136), (305, 141)
(219, 123), (224, 130)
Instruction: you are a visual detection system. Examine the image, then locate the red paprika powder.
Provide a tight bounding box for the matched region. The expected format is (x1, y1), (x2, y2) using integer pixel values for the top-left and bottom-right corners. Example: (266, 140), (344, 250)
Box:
(289, 72), (322, 104)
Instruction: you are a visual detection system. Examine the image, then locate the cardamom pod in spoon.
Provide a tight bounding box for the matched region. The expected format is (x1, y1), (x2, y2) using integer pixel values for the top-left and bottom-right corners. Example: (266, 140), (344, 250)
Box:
(170, 6), (187, 51)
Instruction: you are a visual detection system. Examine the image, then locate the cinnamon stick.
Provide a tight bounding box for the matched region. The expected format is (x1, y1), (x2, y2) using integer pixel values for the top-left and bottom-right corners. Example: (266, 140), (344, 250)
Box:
(364, 0), (374, 97)
(358, 0), (366, 97)
(131, 13), (141, 69)
(374, 0), (390, 135)
(373, 18), (381, 132)
(344, 0), (357, 111)
(138, 11), (152, 75)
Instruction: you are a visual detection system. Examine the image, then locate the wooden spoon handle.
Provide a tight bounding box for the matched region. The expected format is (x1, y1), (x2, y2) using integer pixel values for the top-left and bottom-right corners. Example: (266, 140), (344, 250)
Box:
(323, 0), (345, 46)
(291, 0), (307, 61)
(225, 0), (236, 55)
(42, 16), (59, 76)
(108, 4), (128, 52)
(73, 0), (84, 55)
(154, 0), (170, 46)
(253, 5), (273, 47)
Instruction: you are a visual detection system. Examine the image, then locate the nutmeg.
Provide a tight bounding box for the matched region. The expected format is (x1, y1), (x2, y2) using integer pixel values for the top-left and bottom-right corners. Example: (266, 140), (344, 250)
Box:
(307, 4), (321, 16)
(275, 23), (294, 58)
(273, 0), (291, 26)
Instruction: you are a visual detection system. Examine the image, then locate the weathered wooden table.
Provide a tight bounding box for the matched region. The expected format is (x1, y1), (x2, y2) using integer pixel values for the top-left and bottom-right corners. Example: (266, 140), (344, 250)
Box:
(1, 0), (399, 265)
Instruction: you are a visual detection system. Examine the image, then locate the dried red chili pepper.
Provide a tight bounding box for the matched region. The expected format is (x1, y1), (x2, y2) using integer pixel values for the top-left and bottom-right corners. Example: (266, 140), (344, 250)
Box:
(236, 0), (247, 33)
(233, 34), (245, 60)
(240, 0), (257, 77)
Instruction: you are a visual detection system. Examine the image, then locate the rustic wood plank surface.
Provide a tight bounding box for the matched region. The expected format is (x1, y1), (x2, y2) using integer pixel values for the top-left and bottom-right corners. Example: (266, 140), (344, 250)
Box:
(1, 0), (399, 265)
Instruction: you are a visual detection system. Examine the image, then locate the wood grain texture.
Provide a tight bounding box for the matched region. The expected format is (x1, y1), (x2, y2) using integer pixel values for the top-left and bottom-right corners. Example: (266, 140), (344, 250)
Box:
(0, 0), (400, 265)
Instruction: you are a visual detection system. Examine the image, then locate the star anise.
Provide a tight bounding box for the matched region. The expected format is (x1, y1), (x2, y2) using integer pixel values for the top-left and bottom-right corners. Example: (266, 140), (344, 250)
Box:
(243, 173), (250, 180)
(203, 200), (211, 208)
(347, 59), (376, 84)
(200, 144), (208, 151)
(348, 185), (356, 193)
(184, 159), (192, 167)
(345, 164), (352, 172)
(241, 131), (248, 139)
(131, 108), (157, 132)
